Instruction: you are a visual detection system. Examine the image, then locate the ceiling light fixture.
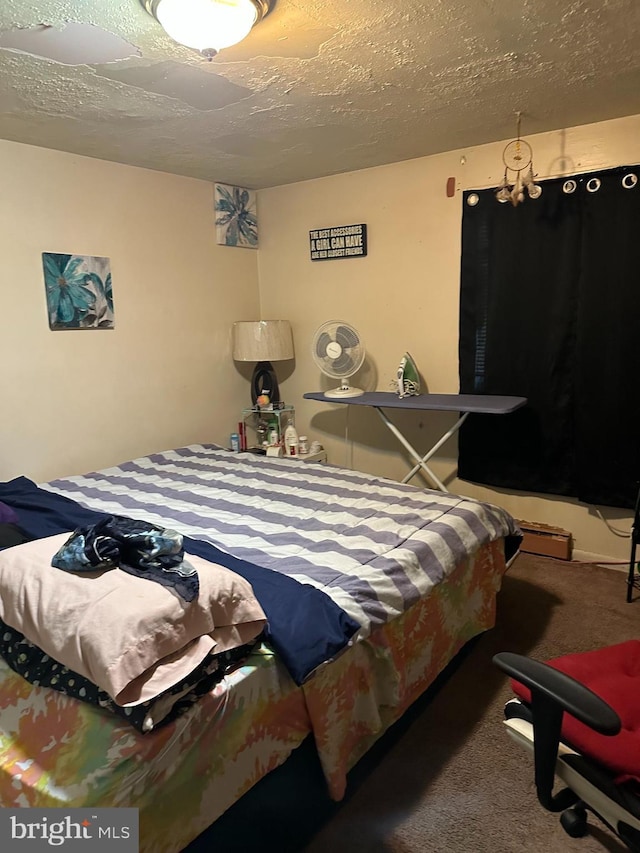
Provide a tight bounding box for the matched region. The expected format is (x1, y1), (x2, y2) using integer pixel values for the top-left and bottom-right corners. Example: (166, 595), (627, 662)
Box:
(495, 112), (541, 206)
(140, 0), (273, 59)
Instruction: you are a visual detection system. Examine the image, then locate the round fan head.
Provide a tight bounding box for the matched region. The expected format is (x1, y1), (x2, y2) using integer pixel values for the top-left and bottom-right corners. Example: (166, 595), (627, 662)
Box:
(312, 321), (365, 397)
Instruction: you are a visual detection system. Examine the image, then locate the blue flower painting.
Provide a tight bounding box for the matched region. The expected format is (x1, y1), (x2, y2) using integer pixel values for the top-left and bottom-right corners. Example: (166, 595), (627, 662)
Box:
(215, 183), (258, 248)
(42, 253), (114, 330)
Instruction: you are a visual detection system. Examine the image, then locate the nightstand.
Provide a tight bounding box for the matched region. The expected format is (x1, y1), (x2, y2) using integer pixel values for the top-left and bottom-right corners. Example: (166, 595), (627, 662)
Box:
(296, 449), (327, 463)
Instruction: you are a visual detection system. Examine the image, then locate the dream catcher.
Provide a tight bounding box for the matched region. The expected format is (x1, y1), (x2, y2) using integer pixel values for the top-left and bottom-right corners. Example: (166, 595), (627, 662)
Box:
(495, 112), (542, 206)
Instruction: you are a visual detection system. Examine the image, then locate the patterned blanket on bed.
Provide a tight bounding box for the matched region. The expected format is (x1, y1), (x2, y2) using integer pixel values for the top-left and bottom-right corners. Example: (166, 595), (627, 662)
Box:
(42, 444), (521, 636)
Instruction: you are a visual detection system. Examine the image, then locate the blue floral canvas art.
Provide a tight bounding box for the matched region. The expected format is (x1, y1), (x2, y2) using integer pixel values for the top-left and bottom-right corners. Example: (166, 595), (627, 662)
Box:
(42, 253), (114, 330)
(214, 183), (258, 248)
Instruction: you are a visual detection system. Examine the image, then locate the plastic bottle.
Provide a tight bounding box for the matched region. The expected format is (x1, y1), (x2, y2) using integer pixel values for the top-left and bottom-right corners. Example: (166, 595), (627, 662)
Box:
(284, 421), (298, 456)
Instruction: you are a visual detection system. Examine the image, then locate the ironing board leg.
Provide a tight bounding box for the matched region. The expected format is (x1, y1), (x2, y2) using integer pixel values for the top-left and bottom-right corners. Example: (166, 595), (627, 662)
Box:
(373, 408), (470, 492)
(401, 412), (470, 486)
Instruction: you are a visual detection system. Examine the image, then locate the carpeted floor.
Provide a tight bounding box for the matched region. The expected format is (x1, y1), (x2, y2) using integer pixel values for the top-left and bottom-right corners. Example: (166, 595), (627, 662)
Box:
(189, 553), (636, 853)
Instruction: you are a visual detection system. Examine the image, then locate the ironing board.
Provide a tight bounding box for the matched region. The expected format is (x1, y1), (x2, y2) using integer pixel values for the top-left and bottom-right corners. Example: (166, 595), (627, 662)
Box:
(303, 392), (527, 491)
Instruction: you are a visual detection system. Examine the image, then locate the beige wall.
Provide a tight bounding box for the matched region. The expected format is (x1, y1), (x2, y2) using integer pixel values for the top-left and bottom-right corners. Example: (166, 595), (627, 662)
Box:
(0, 139), (260, 482)
(2, 117), (635, 561)
(257, 113), (640, 561)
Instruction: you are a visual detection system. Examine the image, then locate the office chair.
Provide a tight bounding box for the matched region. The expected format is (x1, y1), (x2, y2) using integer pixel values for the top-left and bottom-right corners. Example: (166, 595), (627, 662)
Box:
(494, 643), (640, 851)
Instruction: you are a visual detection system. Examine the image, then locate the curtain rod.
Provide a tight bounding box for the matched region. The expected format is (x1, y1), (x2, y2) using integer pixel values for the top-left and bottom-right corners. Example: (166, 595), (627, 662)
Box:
(460, 163), (637, 193)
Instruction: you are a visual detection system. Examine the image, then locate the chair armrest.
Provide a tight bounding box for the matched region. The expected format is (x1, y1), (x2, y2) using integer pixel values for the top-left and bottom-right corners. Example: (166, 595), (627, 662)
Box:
(493, 652), (621, 735)
(494, 651), (621, 812)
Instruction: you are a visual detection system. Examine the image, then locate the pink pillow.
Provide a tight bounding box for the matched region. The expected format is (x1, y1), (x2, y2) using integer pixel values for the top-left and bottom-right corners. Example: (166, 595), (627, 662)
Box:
(0, 534), (266, 705)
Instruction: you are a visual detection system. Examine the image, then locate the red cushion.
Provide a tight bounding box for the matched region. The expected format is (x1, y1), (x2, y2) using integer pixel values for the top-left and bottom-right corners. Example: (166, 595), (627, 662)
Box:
(511, 640), (640, 784)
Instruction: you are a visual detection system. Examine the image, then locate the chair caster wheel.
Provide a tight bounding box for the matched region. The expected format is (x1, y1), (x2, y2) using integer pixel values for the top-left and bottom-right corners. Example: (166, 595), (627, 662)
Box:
(561, 805), (588, 838)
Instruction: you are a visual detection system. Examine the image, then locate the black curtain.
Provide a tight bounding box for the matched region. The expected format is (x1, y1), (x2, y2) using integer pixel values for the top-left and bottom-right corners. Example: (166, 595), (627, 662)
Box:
(458, 166), (640, 509)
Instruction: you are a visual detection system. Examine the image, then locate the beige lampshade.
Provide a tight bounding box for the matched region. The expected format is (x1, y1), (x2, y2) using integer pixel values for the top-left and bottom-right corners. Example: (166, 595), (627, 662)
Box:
(232, 320), (294, 362)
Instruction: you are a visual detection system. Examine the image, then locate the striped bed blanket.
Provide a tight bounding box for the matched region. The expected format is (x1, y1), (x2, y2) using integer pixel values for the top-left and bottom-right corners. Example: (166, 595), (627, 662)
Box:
(43, 444), (521, 641)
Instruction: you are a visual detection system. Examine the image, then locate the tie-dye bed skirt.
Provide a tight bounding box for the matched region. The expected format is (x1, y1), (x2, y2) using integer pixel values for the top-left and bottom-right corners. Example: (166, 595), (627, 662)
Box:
(0, 541), (508, 853)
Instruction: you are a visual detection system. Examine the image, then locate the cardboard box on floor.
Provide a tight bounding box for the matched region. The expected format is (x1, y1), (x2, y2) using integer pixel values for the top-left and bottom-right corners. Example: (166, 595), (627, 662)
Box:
(516, 520), (573, 560)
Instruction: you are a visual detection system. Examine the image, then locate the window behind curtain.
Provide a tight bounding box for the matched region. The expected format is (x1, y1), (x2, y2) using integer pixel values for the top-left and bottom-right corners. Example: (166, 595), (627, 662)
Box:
(458, 166), (640, 509)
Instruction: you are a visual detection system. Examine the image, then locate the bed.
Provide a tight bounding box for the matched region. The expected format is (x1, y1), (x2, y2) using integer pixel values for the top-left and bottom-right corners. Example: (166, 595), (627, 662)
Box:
(0, 444), (521, 852)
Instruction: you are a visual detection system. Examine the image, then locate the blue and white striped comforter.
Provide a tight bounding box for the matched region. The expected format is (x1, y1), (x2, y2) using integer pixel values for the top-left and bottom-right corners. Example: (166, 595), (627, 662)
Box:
(45, 445), (521, 640)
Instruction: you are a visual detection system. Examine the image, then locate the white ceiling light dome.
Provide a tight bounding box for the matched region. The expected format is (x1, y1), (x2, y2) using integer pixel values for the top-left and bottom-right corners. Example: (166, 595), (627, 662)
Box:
(141, 0), (272, 57)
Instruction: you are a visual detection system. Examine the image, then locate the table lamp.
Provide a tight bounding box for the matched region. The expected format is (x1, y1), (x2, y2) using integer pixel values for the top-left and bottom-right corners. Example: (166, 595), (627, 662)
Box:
(232, 320), (294, 405)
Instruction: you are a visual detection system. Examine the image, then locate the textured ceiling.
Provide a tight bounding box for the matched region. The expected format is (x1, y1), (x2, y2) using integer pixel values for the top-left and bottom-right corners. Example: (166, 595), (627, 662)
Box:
(1, 0), (640, 189)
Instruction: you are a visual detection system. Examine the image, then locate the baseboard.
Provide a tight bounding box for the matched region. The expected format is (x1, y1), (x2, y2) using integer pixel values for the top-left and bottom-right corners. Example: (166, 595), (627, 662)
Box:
(573, 548), (630, 571)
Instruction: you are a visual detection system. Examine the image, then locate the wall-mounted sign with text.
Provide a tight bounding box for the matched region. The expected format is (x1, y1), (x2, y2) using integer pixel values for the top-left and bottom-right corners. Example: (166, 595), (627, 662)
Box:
(309, 224), (367, 261)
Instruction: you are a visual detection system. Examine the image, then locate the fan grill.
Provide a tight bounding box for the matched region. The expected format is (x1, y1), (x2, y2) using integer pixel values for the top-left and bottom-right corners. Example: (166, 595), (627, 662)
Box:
(311, 321), (365, 396)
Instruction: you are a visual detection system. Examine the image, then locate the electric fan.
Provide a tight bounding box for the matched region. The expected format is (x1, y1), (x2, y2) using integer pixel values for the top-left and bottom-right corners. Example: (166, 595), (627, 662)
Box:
(311, 321), (365, 398)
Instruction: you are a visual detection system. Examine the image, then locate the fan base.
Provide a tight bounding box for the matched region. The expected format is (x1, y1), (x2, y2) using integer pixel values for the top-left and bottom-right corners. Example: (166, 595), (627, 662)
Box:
(324, 385), (364, 398)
